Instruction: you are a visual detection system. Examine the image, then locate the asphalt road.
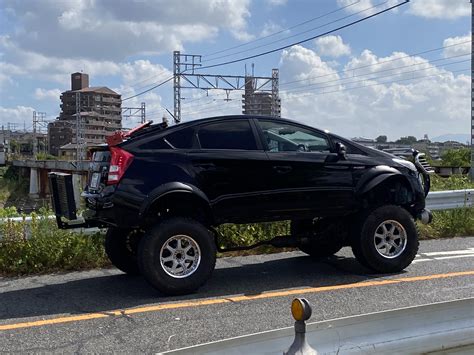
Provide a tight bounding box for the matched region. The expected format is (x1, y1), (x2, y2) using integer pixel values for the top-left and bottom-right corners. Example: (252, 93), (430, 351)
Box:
(1, 237), (474, 353)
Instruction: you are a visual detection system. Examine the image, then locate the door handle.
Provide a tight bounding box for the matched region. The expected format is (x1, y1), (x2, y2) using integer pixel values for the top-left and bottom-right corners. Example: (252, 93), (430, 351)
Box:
(273, 165), (292, 174)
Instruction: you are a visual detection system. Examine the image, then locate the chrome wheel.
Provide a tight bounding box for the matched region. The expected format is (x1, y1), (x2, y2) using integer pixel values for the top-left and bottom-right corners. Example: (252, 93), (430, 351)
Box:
(160, 235), (201, 278)
(373, 220), (407, 259)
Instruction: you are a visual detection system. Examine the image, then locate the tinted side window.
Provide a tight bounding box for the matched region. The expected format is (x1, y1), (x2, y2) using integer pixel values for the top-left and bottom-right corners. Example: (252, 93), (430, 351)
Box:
(259, 120), (330, 152)
(198, 120), (257, 150)
(165, 128), (194, 149)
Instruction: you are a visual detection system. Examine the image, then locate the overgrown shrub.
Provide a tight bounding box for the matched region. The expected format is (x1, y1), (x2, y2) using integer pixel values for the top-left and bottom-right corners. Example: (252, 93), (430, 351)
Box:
(0, 208), (108, 275)
(418, 208), (474, 239)
(430, 174), (474, 191)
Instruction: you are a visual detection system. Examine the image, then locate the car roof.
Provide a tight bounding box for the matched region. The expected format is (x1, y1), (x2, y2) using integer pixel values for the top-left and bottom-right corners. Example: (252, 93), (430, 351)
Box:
(128, 115), (328, 142)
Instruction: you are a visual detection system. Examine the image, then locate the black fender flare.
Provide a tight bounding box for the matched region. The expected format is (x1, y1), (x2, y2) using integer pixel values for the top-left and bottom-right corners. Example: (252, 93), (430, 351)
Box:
(139, 182), (211, 218)
(355, 166), (412, 196)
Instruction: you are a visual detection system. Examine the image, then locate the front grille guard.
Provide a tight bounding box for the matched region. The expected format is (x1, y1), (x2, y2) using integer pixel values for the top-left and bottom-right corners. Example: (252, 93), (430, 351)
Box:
(413, 150), (434, 197)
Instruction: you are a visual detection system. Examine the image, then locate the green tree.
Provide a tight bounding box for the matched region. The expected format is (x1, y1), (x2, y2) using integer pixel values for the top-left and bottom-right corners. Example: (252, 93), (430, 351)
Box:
(441, 148), (470, 167)
(375, 135), (387, 143)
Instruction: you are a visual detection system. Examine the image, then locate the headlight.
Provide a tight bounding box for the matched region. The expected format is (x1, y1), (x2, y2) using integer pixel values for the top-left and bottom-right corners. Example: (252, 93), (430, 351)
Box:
(392, 158), (417, 172)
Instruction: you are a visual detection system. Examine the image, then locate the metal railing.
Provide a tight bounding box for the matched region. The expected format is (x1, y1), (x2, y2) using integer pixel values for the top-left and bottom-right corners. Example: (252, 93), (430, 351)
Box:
(426, 189), (473, 210)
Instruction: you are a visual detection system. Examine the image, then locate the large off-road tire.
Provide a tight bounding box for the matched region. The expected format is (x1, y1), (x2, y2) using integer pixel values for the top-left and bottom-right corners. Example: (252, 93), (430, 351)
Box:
(138, 217), (216, 295)
(351, 205), (419, 273)
(291, 219), (344, 258)
(105, 228), (142, 275)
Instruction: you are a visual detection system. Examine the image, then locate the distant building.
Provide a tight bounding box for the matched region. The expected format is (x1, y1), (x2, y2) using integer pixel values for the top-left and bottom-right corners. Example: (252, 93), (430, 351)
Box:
(48, 72), (122, 155)
(0, 130), (47, 156)
(242, 76), (280, 117)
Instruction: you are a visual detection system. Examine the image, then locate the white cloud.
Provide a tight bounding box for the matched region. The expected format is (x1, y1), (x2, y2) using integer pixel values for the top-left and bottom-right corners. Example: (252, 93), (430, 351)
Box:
(260, 21), (284, 38)
(265, 0), (287, 6)
(34, 88), (62, 101)
(278, 45), (470, 141)
(0, 105), (36, 127)
(337, 0), (401, 16)
(2, 0), (252, 61)
(408, 0), (470, 20)
(315, 35), (351, 58)
(443, 33), (471, 58)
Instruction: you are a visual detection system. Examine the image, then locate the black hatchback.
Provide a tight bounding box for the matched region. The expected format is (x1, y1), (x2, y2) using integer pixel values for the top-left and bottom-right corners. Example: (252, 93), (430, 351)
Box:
(51, 115), (433, 295)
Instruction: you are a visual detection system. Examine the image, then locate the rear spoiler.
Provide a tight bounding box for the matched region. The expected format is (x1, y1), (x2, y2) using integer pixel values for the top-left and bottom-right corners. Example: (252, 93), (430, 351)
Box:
(106, 120), (153, 146)
(106, 120), (169, 146)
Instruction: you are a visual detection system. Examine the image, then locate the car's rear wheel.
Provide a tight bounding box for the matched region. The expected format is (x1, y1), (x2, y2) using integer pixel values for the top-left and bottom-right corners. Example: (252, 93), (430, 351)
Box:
(138, 217), (216, 295)
(105, 228), (142, 275)
(351, 205), (418, 273)
(291, 219), (344, 258)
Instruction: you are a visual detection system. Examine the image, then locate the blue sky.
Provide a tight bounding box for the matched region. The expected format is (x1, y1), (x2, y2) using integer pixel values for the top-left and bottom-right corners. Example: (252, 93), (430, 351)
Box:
(0, 0), (471, 141)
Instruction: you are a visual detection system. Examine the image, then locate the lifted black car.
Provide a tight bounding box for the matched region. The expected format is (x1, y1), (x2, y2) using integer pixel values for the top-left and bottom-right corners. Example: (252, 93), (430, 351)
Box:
(50, 115), (433, 295)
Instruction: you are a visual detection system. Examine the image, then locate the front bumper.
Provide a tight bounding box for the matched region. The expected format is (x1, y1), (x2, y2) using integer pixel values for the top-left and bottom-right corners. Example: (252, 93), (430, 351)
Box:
(418, 208), (433, 224)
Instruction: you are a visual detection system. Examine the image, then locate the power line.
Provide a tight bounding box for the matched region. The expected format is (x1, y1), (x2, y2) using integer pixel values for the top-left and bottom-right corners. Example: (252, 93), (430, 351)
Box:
(203, 1), (387, 63)
(196, 0), (408, 70)
(282, 55), (470, 93)
(280, 40), (470, 87)
(184, 65), (469, 116)
(203, 0), (361, 58)
(182, 48), (469, 111)
(281, 67), (469, 99)
(121, 76), (174, 101)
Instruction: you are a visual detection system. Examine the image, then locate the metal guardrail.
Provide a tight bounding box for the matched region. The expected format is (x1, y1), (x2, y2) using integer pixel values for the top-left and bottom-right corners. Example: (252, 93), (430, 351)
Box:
(425, 189), (473, 211)
(0, 189), (472, 235)
(163, 298), (474, 354)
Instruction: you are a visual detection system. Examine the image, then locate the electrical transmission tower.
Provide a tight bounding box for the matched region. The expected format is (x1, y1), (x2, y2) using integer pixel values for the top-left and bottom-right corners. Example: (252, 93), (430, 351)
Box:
(32, 111), (47, 156)
(75, 92), (85, 161)
(173, 51), (280, 123)
(471, 0), (474, 180)
(122, 102), (146, 125)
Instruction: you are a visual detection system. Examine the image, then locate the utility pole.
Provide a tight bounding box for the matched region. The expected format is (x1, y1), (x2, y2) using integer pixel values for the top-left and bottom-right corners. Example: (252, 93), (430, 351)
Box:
(173, 51), (182, 123)
(32, 111), (46, 157)
(75, 92), (83, 161)
(122, 102), (146, 124)
(471, 0), (474, 179)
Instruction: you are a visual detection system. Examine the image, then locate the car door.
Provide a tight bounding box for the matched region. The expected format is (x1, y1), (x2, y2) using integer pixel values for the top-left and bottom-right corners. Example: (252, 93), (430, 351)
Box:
(187, 119), (269, 223)
(255, 119), (354, 220)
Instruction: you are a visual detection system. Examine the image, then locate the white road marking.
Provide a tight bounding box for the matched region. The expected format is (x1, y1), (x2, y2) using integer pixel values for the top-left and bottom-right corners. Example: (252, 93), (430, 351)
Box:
(413, 247), (474, 263)
(421, 248), (474, 257)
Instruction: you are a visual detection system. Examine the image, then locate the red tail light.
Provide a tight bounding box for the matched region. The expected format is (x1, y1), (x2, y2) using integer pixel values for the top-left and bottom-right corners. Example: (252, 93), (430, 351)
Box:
(107, 147), (134, 185)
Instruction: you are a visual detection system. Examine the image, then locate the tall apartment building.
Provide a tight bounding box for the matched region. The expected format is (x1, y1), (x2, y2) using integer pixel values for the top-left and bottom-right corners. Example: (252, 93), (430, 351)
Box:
(48, 72), (122, 156)
(242, 75), (281, 117)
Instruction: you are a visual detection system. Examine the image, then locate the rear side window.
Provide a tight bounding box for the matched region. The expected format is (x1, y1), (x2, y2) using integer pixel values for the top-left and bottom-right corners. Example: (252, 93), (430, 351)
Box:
(198, 120), (257, 150)
(165, 128), (194, 149)
(138, 127), (194, 150)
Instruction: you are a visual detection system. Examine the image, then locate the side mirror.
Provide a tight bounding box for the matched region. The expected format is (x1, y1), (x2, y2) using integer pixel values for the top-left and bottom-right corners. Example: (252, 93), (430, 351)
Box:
(336, 142), (347, 160)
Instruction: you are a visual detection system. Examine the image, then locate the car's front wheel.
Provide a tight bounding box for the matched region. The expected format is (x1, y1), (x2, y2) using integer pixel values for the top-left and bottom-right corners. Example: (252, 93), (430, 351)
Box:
(138, 217), (216, 295)
(352, 205), (419, 273)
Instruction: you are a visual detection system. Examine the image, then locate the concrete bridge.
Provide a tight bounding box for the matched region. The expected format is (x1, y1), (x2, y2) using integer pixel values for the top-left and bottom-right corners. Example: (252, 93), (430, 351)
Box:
(12, 159), (89, 209)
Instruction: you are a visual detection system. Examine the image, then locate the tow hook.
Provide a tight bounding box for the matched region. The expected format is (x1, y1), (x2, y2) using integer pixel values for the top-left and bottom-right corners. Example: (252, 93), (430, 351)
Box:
(418, 209), (433, 224)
